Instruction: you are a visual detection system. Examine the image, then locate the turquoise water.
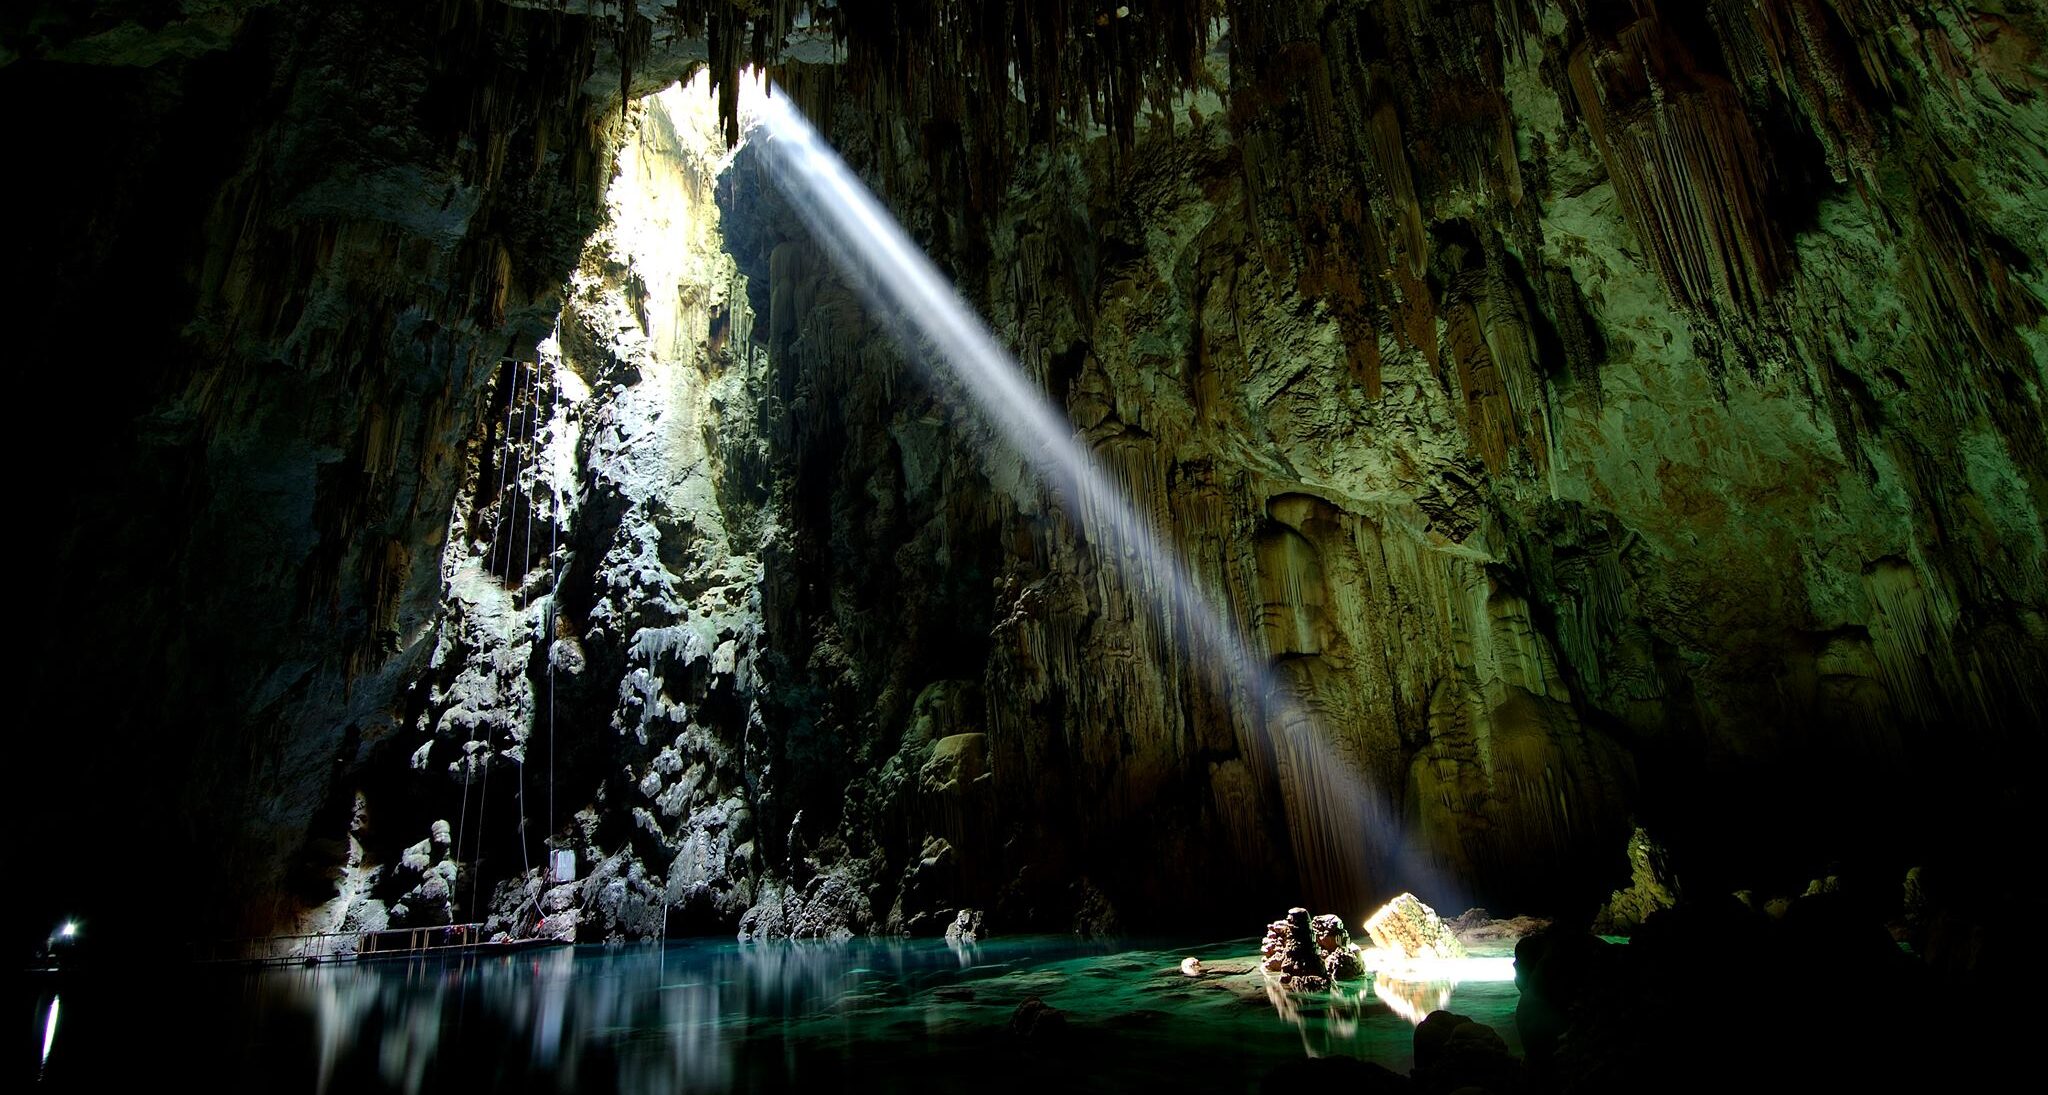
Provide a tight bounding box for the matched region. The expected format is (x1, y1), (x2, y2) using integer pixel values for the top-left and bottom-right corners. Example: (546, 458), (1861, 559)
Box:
(27, 936), (1520, 1092)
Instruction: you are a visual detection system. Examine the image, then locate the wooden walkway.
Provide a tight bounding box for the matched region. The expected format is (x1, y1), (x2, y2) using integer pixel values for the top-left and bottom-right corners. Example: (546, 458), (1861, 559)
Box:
(194, 923), (559, 967)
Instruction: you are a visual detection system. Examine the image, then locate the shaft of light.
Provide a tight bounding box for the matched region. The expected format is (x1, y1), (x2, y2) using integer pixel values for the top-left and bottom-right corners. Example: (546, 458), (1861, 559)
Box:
(751, 90), (1237, 666)
(748, 86), (1443, 911)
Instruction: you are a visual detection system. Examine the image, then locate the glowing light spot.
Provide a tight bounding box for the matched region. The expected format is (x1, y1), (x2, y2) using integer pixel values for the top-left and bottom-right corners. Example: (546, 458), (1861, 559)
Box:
(1372, 955), (1517, 983)
(41, 994), (60, 1071)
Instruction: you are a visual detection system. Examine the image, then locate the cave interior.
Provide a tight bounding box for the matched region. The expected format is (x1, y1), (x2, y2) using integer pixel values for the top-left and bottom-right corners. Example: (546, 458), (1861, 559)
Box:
(9, 1), (2046, 1091)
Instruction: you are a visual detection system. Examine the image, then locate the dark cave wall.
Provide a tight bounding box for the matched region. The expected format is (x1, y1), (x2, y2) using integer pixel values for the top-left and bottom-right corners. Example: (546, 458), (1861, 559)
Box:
(9, 0), (641, 942)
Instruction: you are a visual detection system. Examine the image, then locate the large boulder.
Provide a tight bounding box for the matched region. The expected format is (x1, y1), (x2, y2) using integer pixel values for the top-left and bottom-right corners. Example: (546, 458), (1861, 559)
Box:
(1512, 929), (1627, 1070)
(1363, 893), (1466, 960)
(1413, 1010), (1520, 1095)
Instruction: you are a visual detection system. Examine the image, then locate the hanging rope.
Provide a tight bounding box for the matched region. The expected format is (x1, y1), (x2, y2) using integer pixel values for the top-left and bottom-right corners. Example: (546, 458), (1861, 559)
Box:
(455, 359), (525, 922)
(470, 737), (491, 924)
(488, 362), (529, 580)
(546, 347), (562, 880)
(513, 359), (541, 897)
(477, 360), (526, 922)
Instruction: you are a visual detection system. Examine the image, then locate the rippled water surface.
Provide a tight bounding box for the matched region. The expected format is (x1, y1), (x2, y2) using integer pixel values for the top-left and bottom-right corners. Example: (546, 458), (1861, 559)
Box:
(28, 936), (1520, 1092)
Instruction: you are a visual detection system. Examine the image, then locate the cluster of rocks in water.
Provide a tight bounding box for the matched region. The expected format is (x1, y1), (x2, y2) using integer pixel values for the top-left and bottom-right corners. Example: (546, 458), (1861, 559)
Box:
(1260, 893), (1482, 991)
(1256, 832), (2019, 1093)
(1260, 907), (1367, 990)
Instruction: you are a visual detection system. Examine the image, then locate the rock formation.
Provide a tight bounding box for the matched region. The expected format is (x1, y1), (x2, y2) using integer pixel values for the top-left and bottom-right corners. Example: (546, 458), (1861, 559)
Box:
(1413, 1010), (1520, 1095)
(1449, 907), (1552, 947)
(1364, 893), (1469, 961)
(1261, 906), (1368, 990)
(12, 0), (2046, 946)
(1592, 827), (1682, 934)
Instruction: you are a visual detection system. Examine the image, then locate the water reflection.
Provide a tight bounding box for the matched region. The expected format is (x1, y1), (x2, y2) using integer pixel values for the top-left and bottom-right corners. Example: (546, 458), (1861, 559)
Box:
(1259, 972), (1381, 1057)
(1256, 973), (1463, 1053)
(30, 938), (1521, 1091)
(39, 993), (60, 1076)
(273, 941), (936, 1094)
(1372, 978), (1454, 1025)
(1255, 953), (1523, 1060)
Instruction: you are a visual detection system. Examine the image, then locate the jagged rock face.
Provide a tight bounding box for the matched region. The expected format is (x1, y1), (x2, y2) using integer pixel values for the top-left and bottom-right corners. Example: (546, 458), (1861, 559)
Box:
(343, 80), (781, 940)
(702, 1), (2046, 927)
(15, 1), (2046, 941)
(12, 0), (641, 942)
(738, 1), (2045, 926)
(1592, 827), (1681, 934)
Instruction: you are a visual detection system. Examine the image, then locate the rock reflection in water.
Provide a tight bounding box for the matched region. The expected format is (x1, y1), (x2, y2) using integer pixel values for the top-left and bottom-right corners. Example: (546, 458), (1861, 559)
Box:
(1258, 953), (1518, 1053)
(1372, 977), (1453, 1025)
(280, 941), (915, 1094)
(1259, 971), (1377, 1056)
(33, 937), (1521, 1091)
(1257, 970), (1456, 1051)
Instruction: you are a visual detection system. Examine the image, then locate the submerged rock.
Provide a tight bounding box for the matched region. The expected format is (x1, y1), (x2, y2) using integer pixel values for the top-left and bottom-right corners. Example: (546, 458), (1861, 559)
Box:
(1009, 996), (1068, 1044)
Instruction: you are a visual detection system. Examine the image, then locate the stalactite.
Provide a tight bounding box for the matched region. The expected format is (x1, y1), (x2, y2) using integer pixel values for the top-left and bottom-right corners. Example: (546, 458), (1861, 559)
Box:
(1566, 9), (1784, 319)
(1862, 558), (1951, 724)
(1711, 0), (1881, 186)
(1443, 258), (1551, 478)
(1365, 96), (1428, 281)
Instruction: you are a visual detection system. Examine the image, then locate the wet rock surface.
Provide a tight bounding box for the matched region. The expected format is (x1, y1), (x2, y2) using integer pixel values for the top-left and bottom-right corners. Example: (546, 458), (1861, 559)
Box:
(1261, 906), (1369, 990)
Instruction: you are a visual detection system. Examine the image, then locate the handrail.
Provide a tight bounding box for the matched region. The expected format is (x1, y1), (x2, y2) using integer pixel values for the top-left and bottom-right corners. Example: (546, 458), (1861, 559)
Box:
(193, 922), (501, 966)
(199, 923), (490, 947)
